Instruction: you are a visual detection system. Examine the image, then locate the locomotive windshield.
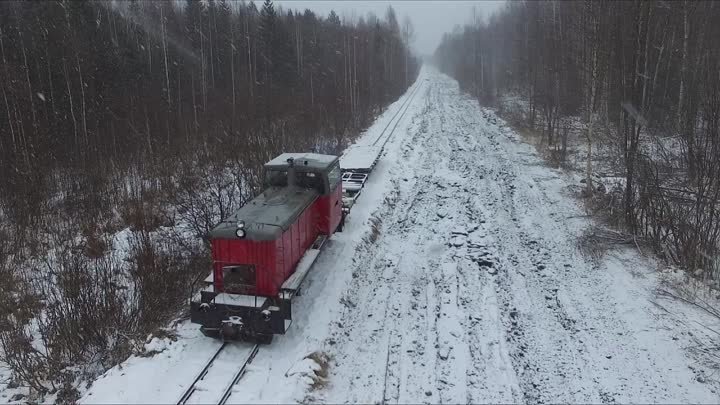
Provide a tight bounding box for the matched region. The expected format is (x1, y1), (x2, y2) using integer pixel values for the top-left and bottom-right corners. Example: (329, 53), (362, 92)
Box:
(328, 164), (342, 187)
(222, 264), (256, 294)
(265, 170), (288, 187)
(297, 171), (324, 193)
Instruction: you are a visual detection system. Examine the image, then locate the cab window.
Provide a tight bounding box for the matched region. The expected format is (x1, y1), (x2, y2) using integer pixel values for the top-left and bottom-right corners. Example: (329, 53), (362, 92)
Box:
(297, 171), (324, 193)
(222, 264), (256, 294)
(328, 164), (342, 188)
(264, 170), (287, 187)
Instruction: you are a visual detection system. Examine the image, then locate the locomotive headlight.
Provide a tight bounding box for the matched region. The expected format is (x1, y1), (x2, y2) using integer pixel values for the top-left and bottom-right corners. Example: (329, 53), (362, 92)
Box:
(235, 220), (246, 238)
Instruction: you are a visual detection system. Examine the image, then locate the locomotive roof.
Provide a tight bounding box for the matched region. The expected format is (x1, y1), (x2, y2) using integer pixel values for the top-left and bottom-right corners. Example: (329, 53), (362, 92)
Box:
(264, 153), (339, 171)
(209, 186), (319, 241)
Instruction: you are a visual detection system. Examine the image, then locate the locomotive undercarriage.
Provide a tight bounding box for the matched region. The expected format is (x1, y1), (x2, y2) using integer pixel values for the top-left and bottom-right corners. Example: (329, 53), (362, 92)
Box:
(190, 288), (292, 344)
(191, 234), (328, 344)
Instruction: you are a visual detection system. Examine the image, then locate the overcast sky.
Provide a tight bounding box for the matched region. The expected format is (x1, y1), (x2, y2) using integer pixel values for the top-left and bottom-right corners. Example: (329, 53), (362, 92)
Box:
(269, 1), (506, 56)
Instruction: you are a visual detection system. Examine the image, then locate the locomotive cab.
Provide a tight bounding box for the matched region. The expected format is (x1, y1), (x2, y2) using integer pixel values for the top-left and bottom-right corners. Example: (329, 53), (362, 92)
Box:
(191, 153), (344, 343)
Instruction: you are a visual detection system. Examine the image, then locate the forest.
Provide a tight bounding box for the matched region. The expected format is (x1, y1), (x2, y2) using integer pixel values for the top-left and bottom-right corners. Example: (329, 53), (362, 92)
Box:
(0, 0), (418, 399)
(435, 1), (720, 285)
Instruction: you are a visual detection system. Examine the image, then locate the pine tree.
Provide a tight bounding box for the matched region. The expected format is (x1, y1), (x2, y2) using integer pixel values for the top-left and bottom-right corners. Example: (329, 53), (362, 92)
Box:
(327, 10), (340, 26)
(258, 0), (276, 86)
(275, 11), (297, 92)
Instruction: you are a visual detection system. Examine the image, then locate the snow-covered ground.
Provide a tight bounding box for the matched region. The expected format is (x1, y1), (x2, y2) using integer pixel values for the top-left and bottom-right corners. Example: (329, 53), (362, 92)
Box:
(78, 67), (720, 404)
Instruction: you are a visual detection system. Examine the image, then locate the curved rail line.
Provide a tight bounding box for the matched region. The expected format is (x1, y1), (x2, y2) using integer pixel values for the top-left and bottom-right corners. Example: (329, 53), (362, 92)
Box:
(371, 77), (426, 148)
(176, 343), (259, 405)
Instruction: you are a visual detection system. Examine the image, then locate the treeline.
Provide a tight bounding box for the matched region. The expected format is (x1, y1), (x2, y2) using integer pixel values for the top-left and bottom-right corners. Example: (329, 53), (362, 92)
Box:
(0, 0), (417, 222)
(0, 0), (418, 400)
(435, 1), (720, 281)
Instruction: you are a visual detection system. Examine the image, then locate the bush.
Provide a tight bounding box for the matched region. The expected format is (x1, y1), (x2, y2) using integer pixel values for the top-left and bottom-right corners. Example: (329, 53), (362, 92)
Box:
(0, 196), (209, 397)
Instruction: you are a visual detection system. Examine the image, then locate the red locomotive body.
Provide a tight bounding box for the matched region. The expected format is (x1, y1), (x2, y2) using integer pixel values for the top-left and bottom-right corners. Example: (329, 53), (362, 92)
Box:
(316, 184), (343, 235)
(191, 153), (344, 343)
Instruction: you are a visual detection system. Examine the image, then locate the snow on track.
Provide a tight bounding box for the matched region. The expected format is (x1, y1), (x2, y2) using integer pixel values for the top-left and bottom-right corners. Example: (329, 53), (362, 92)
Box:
(81, 67), (720, 404)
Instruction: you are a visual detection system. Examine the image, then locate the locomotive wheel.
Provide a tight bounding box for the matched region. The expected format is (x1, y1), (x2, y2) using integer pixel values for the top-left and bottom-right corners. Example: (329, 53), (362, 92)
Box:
(336, 214), (346, 232)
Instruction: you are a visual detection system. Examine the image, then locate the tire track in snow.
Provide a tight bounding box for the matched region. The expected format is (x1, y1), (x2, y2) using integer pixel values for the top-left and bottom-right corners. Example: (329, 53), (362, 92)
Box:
(323, 80), (443, 404)
(443, 78), (715, 403)
(376, 90), (443, 405)
(434, 82), (603, 403)
(321, 69), (718, 404)
(429, 83), (523, 404)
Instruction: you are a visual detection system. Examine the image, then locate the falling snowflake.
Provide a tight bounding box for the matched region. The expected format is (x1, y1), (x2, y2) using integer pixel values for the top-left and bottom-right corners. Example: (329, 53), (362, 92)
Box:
(36, 92), (46, 101)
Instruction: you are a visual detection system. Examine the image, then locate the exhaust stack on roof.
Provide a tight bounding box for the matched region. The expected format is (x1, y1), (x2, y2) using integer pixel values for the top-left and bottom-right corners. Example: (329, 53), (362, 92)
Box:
(286, 157), (296, 187)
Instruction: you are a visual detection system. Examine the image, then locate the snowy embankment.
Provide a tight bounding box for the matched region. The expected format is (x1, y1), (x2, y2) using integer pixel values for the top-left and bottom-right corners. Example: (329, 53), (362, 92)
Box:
(81, 67), (720, 404)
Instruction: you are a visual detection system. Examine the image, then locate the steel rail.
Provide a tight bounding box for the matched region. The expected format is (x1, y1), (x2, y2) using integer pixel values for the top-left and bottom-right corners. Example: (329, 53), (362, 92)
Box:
(377, 80), (425, 151)
(176, 343), (228, 405)
(371, 77), (425, 147)
(216, 344), (260, 405)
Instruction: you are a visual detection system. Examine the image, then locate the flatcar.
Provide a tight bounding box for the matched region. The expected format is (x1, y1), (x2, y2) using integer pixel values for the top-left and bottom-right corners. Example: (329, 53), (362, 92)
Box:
(339, 144), (381, 210)
(190, 153), (344, 344)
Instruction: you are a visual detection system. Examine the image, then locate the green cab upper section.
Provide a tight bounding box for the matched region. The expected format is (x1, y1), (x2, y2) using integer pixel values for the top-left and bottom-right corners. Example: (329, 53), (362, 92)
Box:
(209, 153), (340, 241)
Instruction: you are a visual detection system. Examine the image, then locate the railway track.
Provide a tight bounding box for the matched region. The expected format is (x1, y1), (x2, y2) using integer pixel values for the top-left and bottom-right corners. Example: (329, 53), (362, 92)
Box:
(217, 344), (260, 405)
(371, 77), (426, 148)
(176, 343), (260, 405)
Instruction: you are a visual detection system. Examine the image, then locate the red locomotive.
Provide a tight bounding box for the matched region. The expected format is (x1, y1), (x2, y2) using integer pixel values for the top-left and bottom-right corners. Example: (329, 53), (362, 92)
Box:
(191, 153), (345, 343)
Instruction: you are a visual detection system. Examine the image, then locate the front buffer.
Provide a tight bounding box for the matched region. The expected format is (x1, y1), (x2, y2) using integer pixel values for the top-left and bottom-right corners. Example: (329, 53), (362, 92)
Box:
(191, 235), (327, 344)
(190, 288), (291, 344)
